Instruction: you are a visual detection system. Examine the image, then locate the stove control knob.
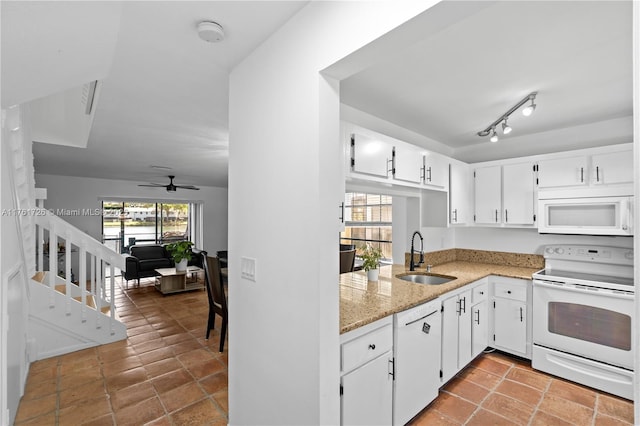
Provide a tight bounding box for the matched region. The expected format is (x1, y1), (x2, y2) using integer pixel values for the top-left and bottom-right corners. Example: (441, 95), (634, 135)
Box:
(545, 247), (555, 254)
(554, 248), (565, 255)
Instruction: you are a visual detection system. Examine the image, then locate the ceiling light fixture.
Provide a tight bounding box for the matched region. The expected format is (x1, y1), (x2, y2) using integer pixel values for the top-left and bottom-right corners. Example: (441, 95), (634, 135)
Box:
(197, 21), (225, 43)
(477, 92), (537, 141)
(490, 128), (499, 143)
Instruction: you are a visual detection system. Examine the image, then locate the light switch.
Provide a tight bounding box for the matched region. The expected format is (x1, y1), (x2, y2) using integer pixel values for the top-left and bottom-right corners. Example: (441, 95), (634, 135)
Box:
(241, 257), (256, 282)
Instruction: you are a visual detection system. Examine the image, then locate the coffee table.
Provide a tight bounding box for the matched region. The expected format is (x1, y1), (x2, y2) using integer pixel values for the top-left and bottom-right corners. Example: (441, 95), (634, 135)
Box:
(154, 266), (204, 295)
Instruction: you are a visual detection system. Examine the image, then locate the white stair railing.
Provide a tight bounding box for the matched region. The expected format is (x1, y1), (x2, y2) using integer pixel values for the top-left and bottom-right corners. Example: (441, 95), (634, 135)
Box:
(34, 208), (125, 335)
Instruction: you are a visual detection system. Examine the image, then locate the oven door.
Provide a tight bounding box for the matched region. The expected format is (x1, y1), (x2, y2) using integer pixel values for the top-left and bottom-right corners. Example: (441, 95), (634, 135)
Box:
(533, 279), (633, 370)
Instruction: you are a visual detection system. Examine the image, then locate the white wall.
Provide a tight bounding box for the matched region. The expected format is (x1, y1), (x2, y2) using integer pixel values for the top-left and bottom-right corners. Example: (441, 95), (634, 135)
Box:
(228, 2), (438, 424)
(34, 174), (228, 254)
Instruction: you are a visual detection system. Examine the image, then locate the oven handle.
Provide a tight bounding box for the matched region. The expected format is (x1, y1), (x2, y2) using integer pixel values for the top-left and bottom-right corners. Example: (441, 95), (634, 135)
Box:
(533, 279), (634, 300)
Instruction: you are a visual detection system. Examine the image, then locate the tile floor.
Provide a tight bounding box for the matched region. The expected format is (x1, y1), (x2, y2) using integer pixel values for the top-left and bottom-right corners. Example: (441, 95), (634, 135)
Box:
(14, 277), (635, 425)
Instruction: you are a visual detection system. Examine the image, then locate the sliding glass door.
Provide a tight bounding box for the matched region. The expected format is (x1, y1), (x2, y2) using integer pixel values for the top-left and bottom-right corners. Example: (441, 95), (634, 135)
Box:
(102, 201), (192, 253)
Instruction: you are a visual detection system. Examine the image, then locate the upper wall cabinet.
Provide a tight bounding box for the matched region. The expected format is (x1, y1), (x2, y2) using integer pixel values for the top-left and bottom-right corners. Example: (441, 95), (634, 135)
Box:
(473, 162), (536, 226)
(537, 147), (633, 190)
(350, 133), (393, 178)
(423, 152), (449, 189)
(449, 161), (470, 225)
(393, 145), (423, 184)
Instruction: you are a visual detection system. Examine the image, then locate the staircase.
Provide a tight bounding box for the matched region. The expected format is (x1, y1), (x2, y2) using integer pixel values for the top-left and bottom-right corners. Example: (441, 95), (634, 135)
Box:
(3, 105), (127, 361)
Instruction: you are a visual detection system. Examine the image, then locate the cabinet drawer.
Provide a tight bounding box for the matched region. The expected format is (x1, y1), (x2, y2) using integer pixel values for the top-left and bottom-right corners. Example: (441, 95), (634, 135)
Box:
(342, 323), (392, 373)
(493, 281), (526, 301)
(472, 285), (488, 303)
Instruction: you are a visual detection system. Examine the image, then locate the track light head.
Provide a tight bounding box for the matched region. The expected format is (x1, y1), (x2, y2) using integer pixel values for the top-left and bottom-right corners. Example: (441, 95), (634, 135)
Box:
(490, 128), (499, 143)
(502, 119), (512, 135)
(522, 96), (536, 116)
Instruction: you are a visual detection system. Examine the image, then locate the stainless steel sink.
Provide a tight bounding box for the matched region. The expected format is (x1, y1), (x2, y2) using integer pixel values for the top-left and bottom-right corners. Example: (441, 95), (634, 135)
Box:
(396, 273), (455, 285)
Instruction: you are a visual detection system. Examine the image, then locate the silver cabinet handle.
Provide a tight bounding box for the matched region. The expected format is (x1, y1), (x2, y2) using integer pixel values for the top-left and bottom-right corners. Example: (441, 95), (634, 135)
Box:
(474, 310), (480, 325)
(495, 209), (498, 222)
(505, 209), (508, 223)
(519, 307), (523, 322)
(339, 202), (345, 222)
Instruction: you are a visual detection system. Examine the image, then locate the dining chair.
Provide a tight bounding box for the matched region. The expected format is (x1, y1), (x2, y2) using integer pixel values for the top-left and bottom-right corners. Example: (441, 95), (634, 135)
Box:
(340, 249), (356, 273)
(202, 253), (228, 352)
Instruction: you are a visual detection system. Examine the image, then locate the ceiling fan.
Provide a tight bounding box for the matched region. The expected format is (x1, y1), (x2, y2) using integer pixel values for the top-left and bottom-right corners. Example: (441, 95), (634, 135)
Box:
(138, 175), (200, 192)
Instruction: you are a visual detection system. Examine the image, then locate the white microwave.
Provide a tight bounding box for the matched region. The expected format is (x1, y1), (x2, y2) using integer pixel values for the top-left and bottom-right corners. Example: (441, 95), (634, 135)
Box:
(538, 196), (633, 236)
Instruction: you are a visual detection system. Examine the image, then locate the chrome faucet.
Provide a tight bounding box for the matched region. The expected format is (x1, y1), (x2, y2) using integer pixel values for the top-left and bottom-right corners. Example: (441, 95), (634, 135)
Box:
(409, 231), (424, 271)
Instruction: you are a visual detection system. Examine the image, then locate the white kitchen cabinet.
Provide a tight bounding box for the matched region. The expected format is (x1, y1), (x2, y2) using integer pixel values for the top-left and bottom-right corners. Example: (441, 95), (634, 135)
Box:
(340, 317), (393, 425)
(537, 155), (589, 189)
(471, 282), (489, 358)
(441, 287), (472, 384)
(424, 152), (449, 189)
(350, 133), (393, 178)
(474, 165), (501, 224)
(393, 145), (423, 184)
(502, 162), (536, 225)
(591, 150), (633, 185)
(490, 277), (532, 359)
(449, 161), (470, 225)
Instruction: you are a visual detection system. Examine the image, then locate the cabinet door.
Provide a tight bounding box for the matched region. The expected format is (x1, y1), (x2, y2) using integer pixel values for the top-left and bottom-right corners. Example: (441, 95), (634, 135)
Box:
(393, 145), (423, 184)
(457, 289), (473, 368)
(471, 301), (488, 358)
(449, 162), (470, 225)
(591, 151), (633, 185)
(503, 162), (535, 225)
(341, 352), (393, 426)
(537, 156), (589, 188)
(493, 299), (527, 355)
(441, 295), (459, 384)
(351, 133), (393, 178)
(424, 152), (448, 189)
(474, 166), (501, 224)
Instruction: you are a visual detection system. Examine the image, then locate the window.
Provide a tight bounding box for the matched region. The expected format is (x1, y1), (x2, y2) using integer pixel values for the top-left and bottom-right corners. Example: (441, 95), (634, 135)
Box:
(102, 201), (193, 253)
(340, 193), (392, 261)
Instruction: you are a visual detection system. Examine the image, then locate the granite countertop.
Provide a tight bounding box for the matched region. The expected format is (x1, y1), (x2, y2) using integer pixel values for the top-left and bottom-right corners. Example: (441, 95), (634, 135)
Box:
(339, 249), (544, 334)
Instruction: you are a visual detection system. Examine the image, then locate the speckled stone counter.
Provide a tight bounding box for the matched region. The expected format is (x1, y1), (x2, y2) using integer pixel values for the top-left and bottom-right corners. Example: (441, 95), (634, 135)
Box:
(340, 250), (543, 334)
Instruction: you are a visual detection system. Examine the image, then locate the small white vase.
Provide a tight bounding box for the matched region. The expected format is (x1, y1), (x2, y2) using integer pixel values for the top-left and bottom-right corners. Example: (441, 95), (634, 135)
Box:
(367, 268), (379, 281)
(175, 259), (188, 272)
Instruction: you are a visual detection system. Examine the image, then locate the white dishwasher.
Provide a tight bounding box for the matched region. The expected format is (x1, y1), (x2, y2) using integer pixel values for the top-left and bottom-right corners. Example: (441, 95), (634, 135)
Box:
(393, 299), (441, 425)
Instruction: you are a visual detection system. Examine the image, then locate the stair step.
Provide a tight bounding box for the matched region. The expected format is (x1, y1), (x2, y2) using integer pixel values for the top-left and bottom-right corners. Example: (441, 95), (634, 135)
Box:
(32, 271), (47, 283)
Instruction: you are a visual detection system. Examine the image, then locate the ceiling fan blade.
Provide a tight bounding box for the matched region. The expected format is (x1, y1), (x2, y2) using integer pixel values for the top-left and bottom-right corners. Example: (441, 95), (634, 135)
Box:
(174, 185), (200, 190)
(138, 183), (165, 187)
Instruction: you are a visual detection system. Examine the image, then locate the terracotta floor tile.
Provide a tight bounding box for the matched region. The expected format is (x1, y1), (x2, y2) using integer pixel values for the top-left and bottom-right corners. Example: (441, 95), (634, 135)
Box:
(59, 365), (103, 390)
(170, 339), (203, 355)
(113, 396), (166, 426)
(152, 368), (194, 394)
(13, 411), (56, 426)
(597, 393), (634, 423)
(443, 377), (490, 404)
(13, 394), (57, 423)
(129, 330), (163, 346)
(408, 407), (462, 426)
(212, 389), (228, 415)
(143, 415), (172, 426)
(59, 356), (100, 374)
(471, 355), (511, 377)
(22, 378), (57, 400)
(109, 381), (157, 411)
(144, 357), (182, 379)
(481, 393), (535, 425)
(547, 378), (597, 408)
(169, 398), (224, 425)
(133, 338), (168, 355)
(506, 366), (552, 391)
(429, 392), (477, 424)
(127, 324), (156, 336)
(456, 366), (502, 390)
(157, 325), (187, 337)
(27, 357), (58, 374)
(529, 410), (575, 426)
(466, 408), (517, 426)
(199, 371), (228, 395)
(494, 379), (543, 407)
(98, 345), (138, 364)
(59, 378), (106, 408)
(101, 355), (143, 376)
(594, 413), (634, 426)
(159, 381), (206, 413)
(186, 358), (226, 380)
(105, 366), (148, 393)
(138, 346), (176, 365)
(538, 393), (594, 425)
(81, 413), (116, 426)
(58, 395), (112, 425)
(177, 348), (214, 367)
(24, 365), (57, 383)
(162, 332), (193, 346)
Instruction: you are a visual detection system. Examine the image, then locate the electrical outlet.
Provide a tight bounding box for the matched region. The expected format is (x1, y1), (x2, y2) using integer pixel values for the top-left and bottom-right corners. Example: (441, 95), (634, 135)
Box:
(240, 257), (256, 282)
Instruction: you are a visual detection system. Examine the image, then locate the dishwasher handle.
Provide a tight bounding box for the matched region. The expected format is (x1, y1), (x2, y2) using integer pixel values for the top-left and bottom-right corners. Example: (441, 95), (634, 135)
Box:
(404, 310), (438, 327)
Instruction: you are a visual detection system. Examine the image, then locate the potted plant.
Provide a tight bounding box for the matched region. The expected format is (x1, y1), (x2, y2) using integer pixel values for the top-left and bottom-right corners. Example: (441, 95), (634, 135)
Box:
(360, 244), (383, 281)
(165, 241), (194, 272)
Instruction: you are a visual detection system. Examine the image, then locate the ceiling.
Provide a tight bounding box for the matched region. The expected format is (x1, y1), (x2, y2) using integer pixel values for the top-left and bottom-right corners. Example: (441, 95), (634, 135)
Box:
(2, 1), (634, 188)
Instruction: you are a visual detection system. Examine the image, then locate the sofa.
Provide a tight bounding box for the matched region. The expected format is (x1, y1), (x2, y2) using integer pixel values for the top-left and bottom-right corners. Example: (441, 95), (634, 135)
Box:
(124, 244), (204, 288)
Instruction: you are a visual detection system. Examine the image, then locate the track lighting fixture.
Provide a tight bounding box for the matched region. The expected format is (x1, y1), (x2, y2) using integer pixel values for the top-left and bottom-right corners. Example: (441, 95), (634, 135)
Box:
(477, 92), (537, 142)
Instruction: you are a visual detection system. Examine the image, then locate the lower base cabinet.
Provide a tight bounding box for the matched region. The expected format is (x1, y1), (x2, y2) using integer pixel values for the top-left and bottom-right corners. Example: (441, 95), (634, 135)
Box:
(490, 277), (532, 358)
(340, 317), (393, 425)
